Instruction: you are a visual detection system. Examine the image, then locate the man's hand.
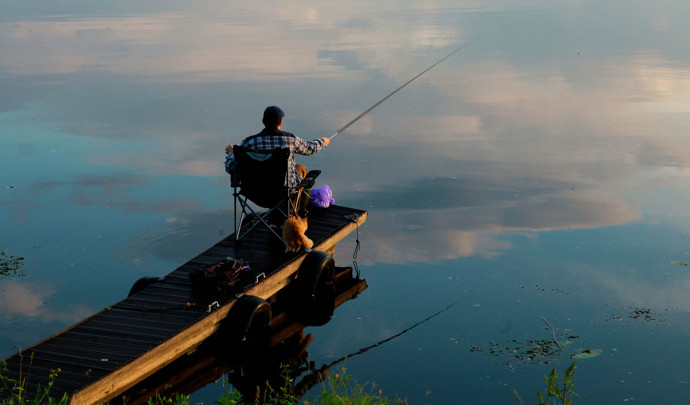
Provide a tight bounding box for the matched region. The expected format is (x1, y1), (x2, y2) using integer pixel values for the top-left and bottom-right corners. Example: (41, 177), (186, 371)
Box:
(225, 144), (233, 154)
(321, 137), (330, 147)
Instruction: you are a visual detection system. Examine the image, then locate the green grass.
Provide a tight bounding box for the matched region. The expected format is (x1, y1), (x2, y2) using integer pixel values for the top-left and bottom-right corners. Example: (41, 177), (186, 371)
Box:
(3, 356), (578, 405)
(302, 367), (406, 405)
(1, 361), (403, 405)
(0, 358), (69, 405)
(138, 367), (406, 405)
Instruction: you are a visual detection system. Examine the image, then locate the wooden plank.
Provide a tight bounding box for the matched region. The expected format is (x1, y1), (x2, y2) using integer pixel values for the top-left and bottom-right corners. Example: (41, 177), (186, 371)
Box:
(137, 283), (195, 293)
(107, 306), (201, 321)
(25, 349), (126, 371)
(69, 304), (233, 404)
(2, 360), (94, 383)
(40, 341), (145, 359)
(68, 326), (166, 345)
(96, 312), (196, 329)
(126, 291), (202, 305)
(112, 302), (206, 316)
(53, 332), (156, 353)
(81, 318), (187, 337)
(4, 356), (109, 381)
(73, 324), (172, 342)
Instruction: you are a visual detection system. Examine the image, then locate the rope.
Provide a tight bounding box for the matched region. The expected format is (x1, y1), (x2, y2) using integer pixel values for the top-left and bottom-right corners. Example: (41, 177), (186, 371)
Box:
(347, 214), (361, 278)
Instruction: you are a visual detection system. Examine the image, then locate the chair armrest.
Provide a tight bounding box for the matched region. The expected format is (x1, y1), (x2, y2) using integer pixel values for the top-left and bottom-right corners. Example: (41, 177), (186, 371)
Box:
(295, 170), (321, 189)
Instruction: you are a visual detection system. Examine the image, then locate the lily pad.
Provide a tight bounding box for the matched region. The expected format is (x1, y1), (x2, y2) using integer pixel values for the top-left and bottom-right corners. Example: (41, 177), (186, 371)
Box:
(570, 349), (602, 359)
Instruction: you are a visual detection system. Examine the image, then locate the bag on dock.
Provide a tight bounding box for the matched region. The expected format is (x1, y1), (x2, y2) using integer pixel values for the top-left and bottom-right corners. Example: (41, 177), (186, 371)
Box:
(189, 257), (249, 292)
(309, 184), (335, 208)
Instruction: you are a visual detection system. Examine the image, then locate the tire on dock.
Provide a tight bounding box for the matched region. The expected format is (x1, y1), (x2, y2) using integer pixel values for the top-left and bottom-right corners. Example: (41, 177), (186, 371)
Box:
(298, 250), (336, 326)
(222, 294), (273, 360)
(127, 276), (161, 296)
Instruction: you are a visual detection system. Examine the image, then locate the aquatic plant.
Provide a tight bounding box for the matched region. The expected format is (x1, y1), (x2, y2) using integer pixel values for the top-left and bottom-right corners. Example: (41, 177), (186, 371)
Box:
(0, 354), (69, 405)
(535, 362), (577, 405)
(302, 367), (406, 405)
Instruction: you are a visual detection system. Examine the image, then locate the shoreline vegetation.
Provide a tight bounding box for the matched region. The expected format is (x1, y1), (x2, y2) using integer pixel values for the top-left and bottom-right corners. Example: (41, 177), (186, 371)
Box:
(1, 359), (577, 405)
(1, 362), (404, 405)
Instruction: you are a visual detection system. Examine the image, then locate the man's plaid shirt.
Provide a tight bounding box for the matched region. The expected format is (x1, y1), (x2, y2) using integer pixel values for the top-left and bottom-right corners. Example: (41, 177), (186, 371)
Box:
(225, 128), (326, 187)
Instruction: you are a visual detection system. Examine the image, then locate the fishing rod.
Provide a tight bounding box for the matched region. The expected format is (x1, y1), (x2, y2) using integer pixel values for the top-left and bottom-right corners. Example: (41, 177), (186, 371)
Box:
(330, 41), (473, 140)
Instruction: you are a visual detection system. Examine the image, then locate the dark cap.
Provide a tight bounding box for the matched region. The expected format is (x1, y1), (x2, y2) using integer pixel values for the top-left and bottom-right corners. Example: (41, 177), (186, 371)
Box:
(263, 106), (285, 122)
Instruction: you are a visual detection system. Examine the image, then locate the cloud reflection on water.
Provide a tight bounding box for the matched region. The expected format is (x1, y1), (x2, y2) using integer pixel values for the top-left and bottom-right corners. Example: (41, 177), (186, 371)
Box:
(0, 280), (92, 348)
(4, 0), (684, 266)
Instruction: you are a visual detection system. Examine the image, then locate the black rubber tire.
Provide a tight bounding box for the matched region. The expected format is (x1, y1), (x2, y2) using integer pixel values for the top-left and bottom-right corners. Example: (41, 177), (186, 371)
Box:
(127, 276), (160, 297)
(224, 294), (272, 360)
(298, 250), (336, 326)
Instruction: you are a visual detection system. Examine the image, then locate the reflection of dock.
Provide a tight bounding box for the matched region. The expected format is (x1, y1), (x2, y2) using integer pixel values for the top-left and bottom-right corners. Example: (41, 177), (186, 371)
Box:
(0, 205), (367, 404)
(121, 265), (367, 404)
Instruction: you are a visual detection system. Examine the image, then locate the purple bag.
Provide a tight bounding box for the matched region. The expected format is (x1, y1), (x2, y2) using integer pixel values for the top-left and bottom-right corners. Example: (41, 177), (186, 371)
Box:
(309, 184), (335, 208)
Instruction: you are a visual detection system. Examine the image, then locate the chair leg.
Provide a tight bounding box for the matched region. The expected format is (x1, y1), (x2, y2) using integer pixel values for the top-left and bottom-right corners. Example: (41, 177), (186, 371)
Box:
(234, 189), (247, 240)
(233, 195), (288, 247)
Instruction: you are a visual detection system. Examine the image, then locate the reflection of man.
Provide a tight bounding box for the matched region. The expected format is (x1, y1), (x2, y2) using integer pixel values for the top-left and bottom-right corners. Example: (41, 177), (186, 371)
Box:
(224, 106), (330, 187)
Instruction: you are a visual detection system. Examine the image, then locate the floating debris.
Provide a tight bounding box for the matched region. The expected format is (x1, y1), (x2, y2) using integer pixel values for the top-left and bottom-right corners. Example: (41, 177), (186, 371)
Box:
(470, 334), (579, 367)
(1, 250), (26, 278)
(571, 349), (602, 359)
(606, 306), (668, 324)
(533, 284), (572, 294)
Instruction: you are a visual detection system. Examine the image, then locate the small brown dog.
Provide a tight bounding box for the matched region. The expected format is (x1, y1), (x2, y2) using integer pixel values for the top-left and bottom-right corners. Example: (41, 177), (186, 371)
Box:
(282, 215), (313, 252)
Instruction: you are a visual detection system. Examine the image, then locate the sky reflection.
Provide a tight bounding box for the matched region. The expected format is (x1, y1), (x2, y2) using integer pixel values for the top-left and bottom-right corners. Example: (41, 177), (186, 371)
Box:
(2, 0), (689, 285)
(2, 0), (689, 266)
(3, 0), (690, 402)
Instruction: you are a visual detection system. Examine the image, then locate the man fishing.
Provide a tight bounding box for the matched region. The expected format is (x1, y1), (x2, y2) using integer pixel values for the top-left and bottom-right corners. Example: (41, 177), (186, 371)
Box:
(225, 43), (471, 179)
(224, 106), (330, 187)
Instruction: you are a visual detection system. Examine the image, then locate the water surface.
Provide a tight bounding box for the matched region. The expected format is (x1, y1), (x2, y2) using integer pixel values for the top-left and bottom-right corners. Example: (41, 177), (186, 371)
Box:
(2, 1), (690, 403)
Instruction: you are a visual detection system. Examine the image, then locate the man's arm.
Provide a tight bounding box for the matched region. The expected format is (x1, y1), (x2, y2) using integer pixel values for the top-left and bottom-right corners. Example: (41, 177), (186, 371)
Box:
(293, 136), (329, 156)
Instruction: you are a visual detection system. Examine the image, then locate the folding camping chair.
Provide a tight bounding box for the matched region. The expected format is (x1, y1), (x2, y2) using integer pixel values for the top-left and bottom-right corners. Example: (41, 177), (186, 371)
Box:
(230, 145), (320, 243)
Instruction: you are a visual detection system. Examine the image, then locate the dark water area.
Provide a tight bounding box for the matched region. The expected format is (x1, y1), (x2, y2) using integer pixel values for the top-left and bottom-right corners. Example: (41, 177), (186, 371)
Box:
(3, 1), (690, 403)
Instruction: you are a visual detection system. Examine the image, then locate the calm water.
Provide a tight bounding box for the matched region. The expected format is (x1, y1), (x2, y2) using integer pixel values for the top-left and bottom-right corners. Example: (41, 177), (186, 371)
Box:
(2, 1), (690, 403)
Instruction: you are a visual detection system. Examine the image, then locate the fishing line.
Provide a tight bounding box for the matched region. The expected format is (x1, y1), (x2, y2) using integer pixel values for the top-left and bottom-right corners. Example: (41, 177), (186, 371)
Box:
(323, 295), (469, 368)
(286, 296), (470, 398)
(330, 41), (473, 140)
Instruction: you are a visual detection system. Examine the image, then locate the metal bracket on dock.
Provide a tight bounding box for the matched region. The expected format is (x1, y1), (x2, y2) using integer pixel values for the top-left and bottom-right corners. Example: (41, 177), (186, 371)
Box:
(207, 301), (220, 313)
(255, 272), (266, 284)
(345, 213), (361, 222)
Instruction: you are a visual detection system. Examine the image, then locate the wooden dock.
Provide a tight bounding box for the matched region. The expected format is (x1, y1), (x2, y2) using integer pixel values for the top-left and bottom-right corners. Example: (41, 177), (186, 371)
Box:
(0, 205), (367, 404)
